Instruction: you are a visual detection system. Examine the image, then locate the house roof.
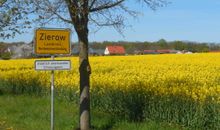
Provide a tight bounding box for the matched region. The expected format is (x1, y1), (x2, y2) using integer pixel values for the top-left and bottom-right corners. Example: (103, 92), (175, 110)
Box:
(156, 49), (171, 53)
(144, 50), (156, 53)
(209, 50), (220, 53)
(106, 46), (125, 54)
(143, 49), (176, 54)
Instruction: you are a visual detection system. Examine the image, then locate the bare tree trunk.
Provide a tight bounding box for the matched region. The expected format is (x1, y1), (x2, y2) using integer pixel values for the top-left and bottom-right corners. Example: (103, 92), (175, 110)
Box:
(78, 29), (91, 130)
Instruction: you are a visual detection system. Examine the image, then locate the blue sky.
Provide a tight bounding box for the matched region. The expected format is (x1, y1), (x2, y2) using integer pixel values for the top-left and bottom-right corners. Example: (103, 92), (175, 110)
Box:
(3, 0), (220, 43)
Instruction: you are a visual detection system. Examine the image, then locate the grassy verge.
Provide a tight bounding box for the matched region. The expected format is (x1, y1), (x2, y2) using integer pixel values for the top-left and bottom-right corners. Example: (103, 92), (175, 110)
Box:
(0, 95), (77, 130)
(0, 94), (184, 130)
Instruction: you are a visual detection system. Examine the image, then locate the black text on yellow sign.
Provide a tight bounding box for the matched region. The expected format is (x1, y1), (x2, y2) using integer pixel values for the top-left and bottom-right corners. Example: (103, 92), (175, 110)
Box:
(35, 29), (71, 55)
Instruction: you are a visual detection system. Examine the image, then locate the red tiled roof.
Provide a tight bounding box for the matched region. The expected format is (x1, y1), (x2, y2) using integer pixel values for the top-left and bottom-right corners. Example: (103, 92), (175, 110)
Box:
(156, 49), (171, 53)
(106, 46), (125, 54)
(209, 50), (220, 53)
(144, 50), (156, 53)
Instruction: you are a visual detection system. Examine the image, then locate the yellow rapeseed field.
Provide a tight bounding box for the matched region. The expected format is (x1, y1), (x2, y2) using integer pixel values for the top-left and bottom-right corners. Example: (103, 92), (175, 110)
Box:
(1, 53), (220, 129)
(0, 53), (220, 103)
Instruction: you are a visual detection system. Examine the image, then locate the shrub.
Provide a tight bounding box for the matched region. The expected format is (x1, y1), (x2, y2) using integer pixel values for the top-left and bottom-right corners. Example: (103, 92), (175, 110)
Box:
(1, 52), (12, 60)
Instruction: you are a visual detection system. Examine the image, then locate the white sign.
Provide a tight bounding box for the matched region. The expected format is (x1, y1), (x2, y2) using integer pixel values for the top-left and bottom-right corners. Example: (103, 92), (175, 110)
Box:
(35, 60), (71, 70)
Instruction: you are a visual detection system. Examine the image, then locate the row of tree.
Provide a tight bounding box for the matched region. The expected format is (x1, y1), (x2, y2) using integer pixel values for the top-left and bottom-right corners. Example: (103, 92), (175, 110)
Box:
(90, 39), (220, 53)
(2, 39), (220, 56)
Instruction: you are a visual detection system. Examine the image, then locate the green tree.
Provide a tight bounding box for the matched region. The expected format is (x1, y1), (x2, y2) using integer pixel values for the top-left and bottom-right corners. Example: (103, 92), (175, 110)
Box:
(157, 38), (168, 49)
(1, 51), (11, 60)
(0, 43), (5, 57)
(172, 40), (187, 50)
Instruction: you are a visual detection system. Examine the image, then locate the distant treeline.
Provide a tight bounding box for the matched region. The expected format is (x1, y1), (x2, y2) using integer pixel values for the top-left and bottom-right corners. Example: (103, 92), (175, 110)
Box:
(89, 39), (220, 54)
(1, 39), (220, 54)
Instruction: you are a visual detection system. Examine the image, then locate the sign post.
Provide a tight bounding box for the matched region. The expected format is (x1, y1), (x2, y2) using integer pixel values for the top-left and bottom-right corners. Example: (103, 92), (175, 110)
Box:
(34, 28), (71, 130)
(51, 56), (54, 130)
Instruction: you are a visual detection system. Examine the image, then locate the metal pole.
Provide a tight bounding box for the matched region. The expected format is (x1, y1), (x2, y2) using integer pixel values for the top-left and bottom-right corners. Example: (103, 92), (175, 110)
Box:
(51, 55), (55, 130)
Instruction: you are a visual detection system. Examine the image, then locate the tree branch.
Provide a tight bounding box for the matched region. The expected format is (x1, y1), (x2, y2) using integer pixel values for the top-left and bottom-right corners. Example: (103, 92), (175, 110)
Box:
(0, 0), (7, 7)
(90, 0), (125, 12)
(143, 0), (168, 10)
(50, 0), (73, 24)
(89, 0), (97, 10)
(53, 11), (73, 24)
(65, 0), (80, 25)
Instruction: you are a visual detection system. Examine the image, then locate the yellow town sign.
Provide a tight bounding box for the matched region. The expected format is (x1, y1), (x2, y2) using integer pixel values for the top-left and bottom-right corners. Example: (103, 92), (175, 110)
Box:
(35, 29), (71, 55)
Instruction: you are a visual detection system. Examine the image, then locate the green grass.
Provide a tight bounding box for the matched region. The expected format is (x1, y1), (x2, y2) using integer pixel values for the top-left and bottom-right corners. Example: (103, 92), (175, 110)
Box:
(0, 95), (77, 130)
(112, 121), (184, 130)
(0, 94), (184, 130)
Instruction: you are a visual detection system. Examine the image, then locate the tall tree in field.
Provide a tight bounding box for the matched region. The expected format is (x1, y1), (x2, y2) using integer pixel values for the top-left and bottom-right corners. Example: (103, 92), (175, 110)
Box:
(0, 0), (31, 39)
(6, 0), (166, 129)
